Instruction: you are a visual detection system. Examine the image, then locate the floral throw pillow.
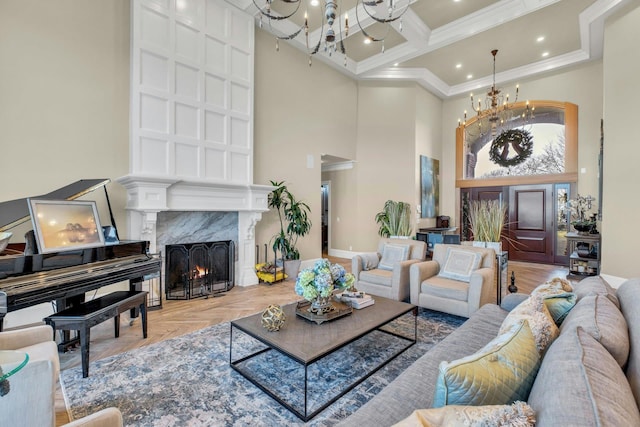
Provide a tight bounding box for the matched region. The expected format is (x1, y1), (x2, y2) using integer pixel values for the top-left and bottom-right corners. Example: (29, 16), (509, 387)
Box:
(393, 401), (536, 427)
(499, 295), (559, 355)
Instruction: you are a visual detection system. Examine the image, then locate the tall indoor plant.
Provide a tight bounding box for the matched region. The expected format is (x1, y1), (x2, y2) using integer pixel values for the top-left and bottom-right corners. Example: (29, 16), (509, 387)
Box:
(468, 199), (507, 252)
(375, 200), (413, 238)
(268, 181), (312, 272)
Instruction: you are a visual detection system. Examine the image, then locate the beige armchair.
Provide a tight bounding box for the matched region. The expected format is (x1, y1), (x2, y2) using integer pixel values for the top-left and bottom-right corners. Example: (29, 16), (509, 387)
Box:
(409, 243), (496, 318)
(352, 238), (427, 301)
(0, 324), (122, 427)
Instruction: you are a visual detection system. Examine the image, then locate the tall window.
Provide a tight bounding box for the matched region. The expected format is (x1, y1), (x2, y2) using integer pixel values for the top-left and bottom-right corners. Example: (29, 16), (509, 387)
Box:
(456, 101), (578, 189)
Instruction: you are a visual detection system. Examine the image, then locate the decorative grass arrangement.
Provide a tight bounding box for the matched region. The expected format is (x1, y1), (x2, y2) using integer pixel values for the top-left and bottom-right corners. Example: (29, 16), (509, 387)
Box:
(375, 200), (413, 237)
(469, 200), (507, 242)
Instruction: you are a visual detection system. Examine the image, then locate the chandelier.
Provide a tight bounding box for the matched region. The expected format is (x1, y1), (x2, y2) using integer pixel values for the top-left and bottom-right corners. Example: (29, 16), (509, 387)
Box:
(460, 50), (534, 138)
(253, 0), (410, 66)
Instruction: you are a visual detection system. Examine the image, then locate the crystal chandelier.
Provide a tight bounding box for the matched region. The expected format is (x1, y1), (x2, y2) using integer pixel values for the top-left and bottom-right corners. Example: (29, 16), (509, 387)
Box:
(460, 50), (534, 138)
(253, 0), (410, 66)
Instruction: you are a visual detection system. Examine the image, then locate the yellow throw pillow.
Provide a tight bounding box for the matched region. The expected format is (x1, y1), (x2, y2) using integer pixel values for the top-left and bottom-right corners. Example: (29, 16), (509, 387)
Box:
(433, 319), (541, 407)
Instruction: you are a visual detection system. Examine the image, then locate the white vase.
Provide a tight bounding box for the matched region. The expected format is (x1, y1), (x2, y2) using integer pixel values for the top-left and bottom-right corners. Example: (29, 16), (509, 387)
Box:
(284, 259), (301, 278)
(486, 241), (503, 253)
(472, 241), (502, 253)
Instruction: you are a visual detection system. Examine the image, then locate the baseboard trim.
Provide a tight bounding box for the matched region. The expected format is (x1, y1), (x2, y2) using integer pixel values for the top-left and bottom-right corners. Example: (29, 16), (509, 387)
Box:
(329, 248), (356, 259)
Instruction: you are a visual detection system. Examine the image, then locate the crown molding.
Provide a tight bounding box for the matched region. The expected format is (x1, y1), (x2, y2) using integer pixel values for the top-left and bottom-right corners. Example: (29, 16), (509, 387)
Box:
(321, 161), (356, 172)
(239, 0), (634, 99)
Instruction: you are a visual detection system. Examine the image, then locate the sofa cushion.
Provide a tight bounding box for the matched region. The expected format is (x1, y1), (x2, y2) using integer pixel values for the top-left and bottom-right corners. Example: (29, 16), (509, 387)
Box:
(337, 304), (509, 427)
(392, 401), (535, 427)
(530, 278), (576, 325)
(528, 327), (640, 426)
(617, 278), (640, 411)
(559, 294), (629, 367)
(433, 319), (540, 407)
(499, 295), (558, 355)
(421, 276), (469, 302)
(437, 247), (482, 282)
(575, 275), (620, 308)
(359, 269), (392, 287)
(379, 244), (410, 271)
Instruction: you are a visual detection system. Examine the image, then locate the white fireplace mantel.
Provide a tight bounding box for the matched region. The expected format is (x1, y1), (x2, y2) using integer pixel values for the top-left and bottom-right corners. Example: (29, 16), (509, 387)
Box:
(117, 174), (274, 286)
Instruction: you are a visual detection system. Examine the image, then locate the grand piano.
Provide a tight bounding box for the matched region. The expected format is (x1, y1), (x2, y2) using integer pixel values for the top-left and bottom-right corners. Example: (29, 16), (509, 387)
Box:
(0, 179), (161, 330)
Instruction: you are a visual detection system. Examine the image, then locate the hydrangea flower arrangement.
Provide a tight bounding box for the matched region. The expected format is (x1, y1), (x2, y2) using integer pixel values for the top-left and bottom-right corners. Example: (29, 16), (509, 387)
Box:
(295, 259), (355, 301)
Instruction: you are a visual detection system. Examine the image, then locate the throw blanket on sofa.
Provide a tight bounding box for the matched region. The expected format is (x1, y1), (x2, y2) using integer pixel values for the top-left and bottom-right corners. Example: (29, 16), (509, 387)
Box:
(361, 253), (380, 271)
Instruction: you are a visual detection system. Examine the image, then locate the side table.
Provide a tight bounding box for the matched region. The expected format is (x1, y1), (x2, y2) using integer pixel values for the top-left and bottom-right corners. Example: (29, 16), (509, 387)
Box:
(496, 251), (508, 305)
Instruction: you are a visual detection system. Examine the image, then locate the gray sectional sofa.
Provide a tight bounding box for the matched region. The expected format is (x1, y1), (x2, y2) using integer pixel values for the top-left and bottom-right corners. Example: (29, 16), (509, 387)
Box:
(339, 276), (640, 426)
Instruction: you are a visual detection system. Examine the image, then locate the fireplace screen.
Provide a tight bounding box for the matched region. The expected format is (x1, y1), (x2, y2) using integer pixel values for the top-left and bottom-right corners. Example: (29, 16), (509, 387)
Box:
(165, 240), (234, 300)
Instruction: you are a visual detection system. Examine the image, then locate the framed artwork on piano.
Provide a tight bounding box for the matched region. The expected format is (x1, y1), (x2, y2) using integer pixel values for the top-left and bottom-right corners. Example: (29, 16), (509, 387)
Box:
(28, 199), (105, 254)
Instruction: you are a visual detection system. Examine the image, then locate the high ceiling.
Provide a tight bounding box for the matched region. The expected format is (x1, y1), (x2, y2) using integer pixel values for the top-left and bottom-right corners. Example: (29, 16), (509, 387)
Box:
(232, 0), (633, 99)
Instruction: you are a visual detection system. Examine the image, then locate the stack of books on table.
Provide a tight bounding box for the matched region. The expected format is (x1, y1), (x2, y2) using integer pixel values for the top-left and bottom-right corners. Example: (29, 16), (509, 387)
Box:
(336, 291), (375, 309)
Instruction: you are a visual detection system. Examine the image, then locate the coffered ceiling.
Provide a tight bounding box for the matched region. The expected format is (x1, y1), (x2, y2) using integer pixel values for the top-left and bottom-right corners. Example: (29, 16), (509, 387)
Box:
(230, 0), (633, 99)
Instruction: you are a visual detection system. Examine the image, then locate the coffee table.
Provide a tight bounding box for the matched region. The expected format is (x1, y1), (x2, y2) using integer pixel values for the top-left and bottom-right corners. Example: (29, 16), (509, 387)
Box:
(229, 296), (417, 421)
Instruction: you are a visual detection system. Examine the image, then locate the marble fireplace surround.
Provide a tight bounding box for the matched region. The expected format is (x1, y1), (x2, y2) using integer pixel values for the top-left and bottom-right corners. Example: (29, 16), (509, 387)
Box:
(116, 175), (273, 286)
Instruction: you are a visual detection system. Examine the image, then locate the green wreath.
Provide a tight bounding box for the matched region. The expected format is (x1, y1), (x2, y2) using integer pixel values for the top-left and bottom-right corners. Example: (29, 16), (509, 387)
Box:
(489, 129), (534, 167)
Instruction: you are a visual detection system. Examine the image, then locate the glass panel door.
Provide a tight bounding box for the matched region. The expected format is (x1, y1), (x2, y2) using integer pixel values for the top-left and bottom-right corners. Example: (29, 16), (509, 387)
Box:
(554, 183), (571, 265)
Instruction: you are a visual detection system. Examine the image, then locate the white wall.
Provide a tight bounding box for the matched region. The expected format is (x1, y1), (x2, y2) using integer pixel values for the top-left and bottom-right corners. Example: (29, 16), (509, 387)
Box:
(0, 1), (131, 327)
(253, 27), (358, 261)
(415, 86), (444, 230)
(0, 0), (131, 240)
(601, 3), (640, 277)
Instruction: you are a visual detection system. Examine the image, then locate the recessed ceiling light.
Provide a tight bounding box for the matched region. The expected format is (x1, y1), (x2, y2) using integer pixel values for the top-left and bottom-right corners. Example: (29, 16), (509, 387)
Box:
(456, 63), (462, 69)
(364, 37), (372, 45)
(537, 36), (545, 42)
(393, 62), (399, 66)
(310, 0), (319, 6)
(454, 0), (462, 2)
(467, 74), (473, 79)
(176, 0), (186, 10)
(542, 51), (549, 57)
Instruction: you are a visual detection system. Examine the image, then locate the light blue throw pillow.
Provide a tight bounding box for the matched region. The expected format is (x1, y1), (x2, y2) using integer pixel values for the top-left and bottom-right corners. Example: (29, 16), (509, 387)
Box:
(437, 247), (482, 282)
(378, 244), (410, 271)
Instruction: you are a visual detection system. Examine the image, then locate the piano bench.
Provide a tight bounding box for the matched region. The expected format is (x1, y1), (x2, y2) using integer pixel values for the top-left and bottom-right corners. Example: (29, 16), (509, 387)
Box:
(43, 290), (148, 378)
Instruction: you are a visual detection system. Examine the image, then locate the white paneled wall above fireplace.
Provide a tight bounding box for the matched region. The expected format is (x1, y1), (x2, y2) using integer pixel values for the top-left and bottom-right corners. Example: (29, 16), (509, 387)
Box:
(121, 0), (271, 287)
(131, 0), (254, 184)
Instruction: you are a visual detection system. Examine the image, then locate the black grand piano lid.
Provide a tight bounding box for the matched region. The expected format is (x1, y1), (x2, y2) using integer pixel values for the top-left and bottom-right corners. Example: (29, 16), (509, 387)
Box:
(0, 179), (111, 232)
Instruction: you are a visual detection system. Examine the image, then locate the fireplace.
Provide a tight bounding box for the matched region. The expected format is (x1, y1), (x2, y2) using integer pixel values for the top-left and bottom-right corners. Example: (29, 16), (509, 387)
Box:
(165, 240), (235, 300)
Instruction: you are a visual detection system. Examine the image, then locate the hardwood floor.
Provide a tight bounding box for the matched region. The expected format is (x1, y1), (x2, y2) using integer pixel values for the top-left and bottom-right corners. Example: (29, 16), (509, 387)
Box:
(54, 257), (567, 425)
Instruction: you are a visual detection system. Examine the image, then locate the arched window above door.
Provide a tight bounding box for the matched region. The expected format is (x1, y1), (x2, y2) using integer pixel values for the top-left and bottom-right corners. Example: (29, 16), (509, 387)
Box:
(456, 101), (578, 188)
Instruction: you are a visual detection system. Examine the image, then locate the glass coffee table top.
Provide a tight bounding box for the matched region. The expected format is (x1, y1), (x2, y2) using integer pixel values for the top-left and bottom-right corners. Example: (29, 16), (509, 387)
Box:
(0, 350), (29, 382)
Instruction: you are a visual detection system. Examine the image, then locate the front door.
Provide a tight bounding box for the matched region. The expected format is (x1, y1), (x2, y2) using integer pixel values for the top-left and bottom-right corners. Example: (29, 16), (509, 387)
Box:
(507, 184), (554, 263)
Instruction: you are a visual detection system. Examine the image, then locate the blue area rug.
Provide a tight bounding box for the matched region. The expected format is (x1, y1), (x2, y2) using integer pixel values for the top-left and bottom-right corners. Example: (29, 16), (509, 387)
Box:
(61, 308), (465, 426)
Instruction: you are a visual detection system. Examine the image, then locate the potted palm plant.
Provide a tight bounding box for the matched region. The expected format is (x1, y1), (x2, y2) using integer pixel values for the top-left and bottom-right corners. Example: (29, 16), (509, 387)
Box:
(375, 200), (413, 238)
(268, 180), (312, 276)
(468, 199), (507, 252)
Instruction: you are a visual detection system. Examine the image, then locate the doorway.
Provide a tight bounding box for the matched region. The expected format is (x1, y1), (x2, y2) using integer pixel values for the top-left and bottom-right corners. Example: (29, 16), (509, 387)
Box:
(321, 182), (330, 257)
(461, 183), (570, 264)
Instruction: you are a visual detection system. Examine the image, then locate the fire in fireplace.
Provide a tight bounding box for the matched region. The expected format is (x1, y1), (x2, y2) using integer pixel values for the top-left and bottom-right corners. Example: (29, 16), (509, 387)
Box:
(165, 240), (234, 300)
